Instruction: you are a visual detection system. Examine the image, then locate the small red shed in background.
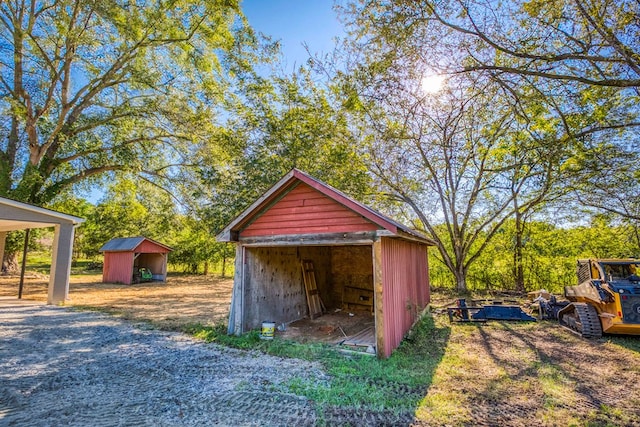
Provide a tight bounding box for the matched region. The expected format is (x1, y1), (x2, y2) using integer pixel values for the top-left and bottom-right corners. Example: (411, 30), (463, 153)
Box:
(100, 237), (172, 285)
(217, 169), (434, 358)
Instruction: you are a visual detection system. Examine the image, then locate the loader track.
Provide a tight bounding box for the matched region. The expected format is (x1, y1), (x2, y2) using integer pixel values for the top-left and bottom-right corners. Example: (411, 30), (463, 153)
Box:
(559, 303), (603, 338)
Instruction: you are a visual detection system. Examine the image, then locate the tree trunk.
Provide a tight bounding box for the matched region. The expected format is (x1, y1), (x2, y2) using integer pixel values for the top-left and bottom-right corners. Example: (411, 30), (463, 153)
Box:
(513, 210), (526, 293)
(2, 251), (19, 274)
(455, 266), (467, 293)
(221, 257), (227, 278)
(203, 261), (209, 276)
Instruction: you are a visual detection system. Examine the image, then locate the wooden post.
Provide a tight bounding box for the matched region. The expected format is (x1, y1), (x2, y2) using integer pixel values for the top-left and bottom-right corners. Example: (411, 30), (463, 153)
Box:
(48, 223), (75, 304)
(163, 253), (168, 281)
(0, 231), (6, 273)
(228, 244), (245, 335)
(18, 228), (30, 299)
(372, 239), (385, 358)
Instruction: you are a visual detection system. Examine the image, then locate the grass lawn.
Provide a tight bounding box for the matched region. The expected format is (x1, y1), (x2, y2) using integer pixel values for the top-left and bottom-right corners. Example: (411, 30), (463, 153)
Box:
(2, 274), (639, 425)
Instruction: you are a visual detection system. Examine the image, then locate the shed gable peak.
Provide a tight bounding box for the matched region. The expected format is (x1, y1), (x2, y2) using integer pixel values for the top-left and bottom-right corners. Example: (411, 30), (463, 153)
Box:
(240, 182), (380, 238)
(217, 169), (433, 244)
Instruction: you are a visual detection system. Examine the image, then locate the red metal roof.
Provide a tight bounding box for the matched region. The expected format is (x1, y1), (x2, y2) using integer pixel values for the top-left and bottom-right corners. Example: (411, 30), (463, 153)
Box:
(217, 169), (433, 244)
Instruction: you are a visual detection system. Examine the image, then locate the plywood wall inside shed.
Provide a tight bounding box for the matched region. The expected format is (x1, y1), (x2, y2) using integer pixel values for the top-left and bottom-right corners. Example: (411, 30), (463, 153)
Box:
(135, 253), (165, 278)
(331, 246), (374, 311)
(242, 246), (330, 329)
(241, 245), (374, 330)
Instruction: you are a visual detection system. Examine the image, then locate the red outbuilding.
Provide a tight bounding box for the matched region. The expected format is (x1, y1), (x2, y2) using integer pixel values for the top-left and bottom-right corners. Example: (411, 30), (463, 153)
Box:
(217, 169), (434, 358)
(100, 237), (172, 285)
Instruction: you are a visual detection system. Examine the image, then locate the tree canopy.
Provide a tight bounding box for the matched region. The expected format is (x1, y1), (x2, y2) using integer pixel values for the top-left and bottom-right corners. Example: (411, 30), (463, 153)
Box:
(4, 1), (639, 290)
(0, 0), (259, 204)
(333, 0), (640, 290)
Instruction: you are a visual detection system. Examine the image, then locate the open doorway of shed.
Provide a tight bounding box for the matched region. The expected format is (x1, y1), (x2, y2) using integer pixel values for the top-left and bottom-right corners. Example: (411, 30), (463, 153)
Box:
(134, 253), (166, 282)
(244, 245), (376, 352)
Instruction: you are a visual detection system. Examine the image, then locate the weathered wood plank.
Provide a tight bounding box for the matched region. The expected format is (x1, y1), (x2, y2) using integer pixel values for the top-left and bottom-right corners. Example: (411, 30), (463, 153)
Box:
(242, 223), (379, 237)
(242, 182), (380, 237)
(301, 259), (323, 319)
(342, 326), (375, 346)
(241, 246), (308, 330)
(372, 239), (385, 358)
(238, 231), (377, 244)
(246, 209), (376, 226)
(342, 286), (374, 310)
(259, 203), (360, 216)
(245, 215), (376, 229)
(332, 246), (373, 308)
(272, 197), (336, 208)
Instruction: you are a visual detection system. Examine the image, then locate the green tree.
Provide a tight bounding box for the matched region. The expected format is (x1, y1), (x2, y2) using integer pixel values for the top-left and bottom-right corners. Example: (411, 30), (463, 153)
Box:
(413, 0), (640, 91)
(336, 0), (638, 291)
(334, 12), (567, 291)
(355, 76), (551, 292)
(189, 66), (372, 235)
(168, 216), (234, 276)
(0, 0), (258, 204)
(345, 0), (640, 219)
(566, 139), (640, 250)
(84, 178), (178, 256)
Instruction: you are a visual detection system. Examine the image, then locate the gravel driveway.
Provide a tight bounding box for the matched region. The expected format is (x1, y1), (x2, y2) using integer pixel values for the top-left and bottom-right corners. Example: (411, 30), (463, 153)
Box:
(0, 300), (326, 426)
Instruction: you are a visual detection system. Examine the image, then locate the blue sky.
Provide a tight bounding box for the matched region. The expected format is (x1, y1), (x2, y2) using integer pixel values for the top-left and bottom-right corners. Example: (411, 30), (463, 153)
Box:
(241, 0), (344, 69)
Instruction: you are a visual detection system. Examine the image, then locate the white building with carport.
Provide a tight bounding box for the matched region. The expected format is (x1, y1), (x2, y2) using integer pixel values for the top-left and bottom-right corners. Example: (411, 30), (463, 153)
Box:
(0, 197), (84, 304)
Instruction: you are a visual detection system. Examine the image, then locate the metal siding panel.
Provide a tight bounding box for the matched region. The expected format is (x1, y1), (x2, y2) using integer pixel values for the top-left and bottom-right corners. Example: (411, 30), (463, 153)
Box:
(241, 183), (379, 238)
(136, 240), (170, 253)
(103, 252), (134, 284)
(381, 238), (430, 357)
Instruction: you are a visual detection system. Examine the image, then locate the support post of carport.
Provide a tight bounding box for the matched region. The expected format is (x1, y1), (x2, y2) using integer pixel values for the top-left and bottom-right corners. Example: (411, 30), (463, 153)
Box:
(0, 231), (6, 271)
(48, 223), (76, 304)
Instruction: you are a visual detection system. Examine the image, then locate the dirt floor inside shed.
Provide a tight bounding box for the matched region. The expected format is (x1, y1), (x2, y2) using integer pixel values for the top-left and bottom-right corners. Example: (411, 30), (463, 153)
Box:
(280, 310), (376, 350)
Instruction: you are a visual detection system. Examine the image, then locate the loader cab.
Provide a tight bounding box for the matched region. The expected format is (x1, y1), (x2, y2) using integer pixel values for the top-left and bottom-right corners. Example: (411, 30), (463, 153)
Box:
(577, 258), (640, 293)
(597, 260), (640, 291)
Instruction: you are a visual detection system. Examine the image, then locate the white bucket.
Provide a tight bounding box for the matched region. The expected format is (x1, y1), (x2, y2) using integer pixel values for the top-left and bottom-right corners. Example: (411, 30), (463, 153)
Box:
(261, 321), (275, 340)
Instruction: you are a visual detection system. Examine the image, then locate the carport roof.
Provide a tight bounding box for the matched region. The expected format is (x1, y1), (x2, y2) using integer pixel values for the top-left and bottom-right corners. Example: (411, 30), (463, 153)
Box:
(0, 196), (84, 232)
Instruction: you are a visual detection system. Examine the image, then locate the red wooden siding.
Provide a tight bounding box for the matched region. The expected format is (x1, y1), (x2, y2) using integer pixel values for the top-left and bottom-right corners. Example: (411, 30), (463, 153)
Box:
(136, 240), (170, 253)
(240, 183), (380, 237)
(381, 237), (430, 358)
(103, 252), (135, 284)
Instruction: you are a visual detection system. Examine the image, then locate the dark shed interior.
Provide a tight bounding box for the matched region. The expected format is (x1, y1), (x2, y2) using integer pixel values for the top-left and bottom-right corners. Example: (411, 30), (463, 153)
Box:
(241, 245), (375, 329)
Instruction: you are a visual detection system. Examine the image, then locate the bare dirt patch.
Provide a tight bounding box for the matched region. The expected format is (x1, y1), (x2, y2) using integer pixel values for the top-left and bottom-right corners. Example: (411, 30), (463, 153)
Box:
(0, 274), (233, 329)
(414, 318), (640, 426)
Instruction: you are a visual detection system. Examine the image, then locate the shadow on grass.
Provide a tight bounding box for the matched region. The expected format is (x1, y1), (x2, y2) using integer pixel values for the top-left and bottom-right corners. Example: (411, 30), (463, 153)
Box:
(184, 311), (451, 426)
(491, 322), (640, 426)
